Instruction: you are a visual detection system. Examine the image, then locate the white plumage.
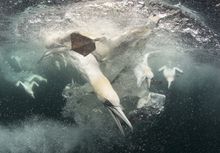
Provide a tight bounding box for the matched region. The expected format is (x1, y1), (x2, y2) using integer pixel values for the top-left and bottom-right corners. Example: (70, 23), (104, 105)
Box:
(16, 74), (47, 98)
(134, 51), (160, 88)
(159, 65), (183, 88)
(68, 51), (133, 135)
(16, 81), (39, 98)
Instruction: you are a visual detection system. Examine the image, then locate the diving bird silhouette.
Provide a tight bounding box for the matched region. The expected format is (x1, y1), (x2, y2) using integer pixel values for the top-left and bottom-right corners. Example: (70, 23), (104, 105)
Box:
(159, 63), (183, 89)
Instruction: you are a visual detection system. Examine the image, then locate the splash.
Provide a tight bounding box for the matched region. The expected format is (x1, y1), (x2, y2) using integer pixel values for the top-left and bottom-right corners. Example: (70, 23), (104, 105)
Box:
(0, 0), (219, 152)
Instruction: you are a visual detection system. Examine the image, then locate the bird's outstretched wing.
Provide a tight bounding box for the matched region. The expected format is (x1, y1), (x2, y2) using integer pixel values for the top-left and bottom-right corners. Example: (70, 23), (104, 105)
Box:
(158, 66), (166, 72)
(174, 67), (183, 73)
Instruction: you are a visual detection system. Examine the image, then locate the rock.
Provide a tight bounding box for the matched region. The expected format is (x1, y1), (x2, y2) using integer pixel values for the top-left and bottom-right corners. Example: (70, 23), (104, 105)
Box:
(70, 33), (96, 56)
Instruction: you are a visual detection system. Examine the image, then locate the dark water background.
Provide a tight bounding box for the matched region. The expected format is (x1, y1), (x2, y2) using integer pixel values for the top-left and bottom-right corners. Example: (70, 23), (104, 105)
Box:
(0, 0), (220, 153)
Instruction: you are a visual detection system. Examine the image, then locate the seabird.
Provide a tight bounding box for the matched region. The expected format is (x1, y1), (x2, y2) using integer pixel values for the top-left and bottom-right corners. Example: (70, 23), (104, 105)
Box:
(16, 74), (47, 98)
(16, 80), (39, 98)
(159, 63), (183, 88)
(67, 51), (133, 135)
(134, 51), (160, 88)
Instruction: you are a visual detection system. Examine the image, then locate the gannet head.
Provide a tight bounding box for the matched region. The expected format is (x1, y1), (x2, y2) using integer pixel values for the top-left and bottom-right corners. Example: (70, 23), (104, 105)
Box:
(90, 74), (132, 135)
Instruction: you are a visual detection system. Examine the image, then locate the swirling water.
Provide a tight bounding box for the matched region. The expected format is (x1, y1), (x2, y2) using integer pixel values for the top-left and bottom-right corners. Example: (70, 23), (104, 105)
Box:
(0, 0), (220, 153)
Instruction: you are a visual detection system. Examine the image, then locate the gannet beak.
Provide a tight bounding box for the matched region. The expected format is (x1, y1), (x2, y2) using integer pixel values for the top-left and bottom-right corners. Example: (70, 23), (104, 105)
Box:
(104, 100), (133, 135)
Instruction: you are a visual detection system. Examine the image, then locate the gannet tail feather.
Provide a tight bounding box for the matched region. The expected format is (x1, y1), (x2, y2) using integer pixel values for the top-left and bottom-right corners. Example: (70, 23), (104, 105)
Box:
(105, 101), (133, 135)
(168, 80), (172, 89)
(158, 66), (166, 72)
(174, 67), (183, 73)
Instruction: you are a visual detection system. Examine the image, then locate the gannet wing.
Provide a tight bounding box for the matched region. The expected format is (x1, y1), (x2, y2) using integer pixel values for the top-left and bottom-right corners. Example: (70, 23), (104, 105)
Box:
(143, 51), (157, 64)
(143, 51), (161, 64)
(158, 66), (166, 72)
(174, 67), (183, 73)
(93, 37), (107, 42)
(36, 75), (47, 83)
(30, 81), (39, 88)
(26, 74), (47, 83)
(137, 75), (146, 87)
(134, 65), (146, 87)
(46, 42), (67, 49)
(16, 81), (22, 87)
(143, 52), (151, 65)
(104, 100), (133, 135)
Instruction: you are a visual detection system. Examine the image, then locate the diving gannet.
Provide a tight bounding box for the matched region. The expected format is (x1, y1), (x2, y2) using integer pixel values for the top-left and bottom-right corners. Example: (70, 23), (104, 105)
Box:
(16, 81), (39, 98)
(134, 51), (160, 88)
(67, 51), (133, 135)
(16, 74), (47, 98)
(159, 63), (183, 89)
